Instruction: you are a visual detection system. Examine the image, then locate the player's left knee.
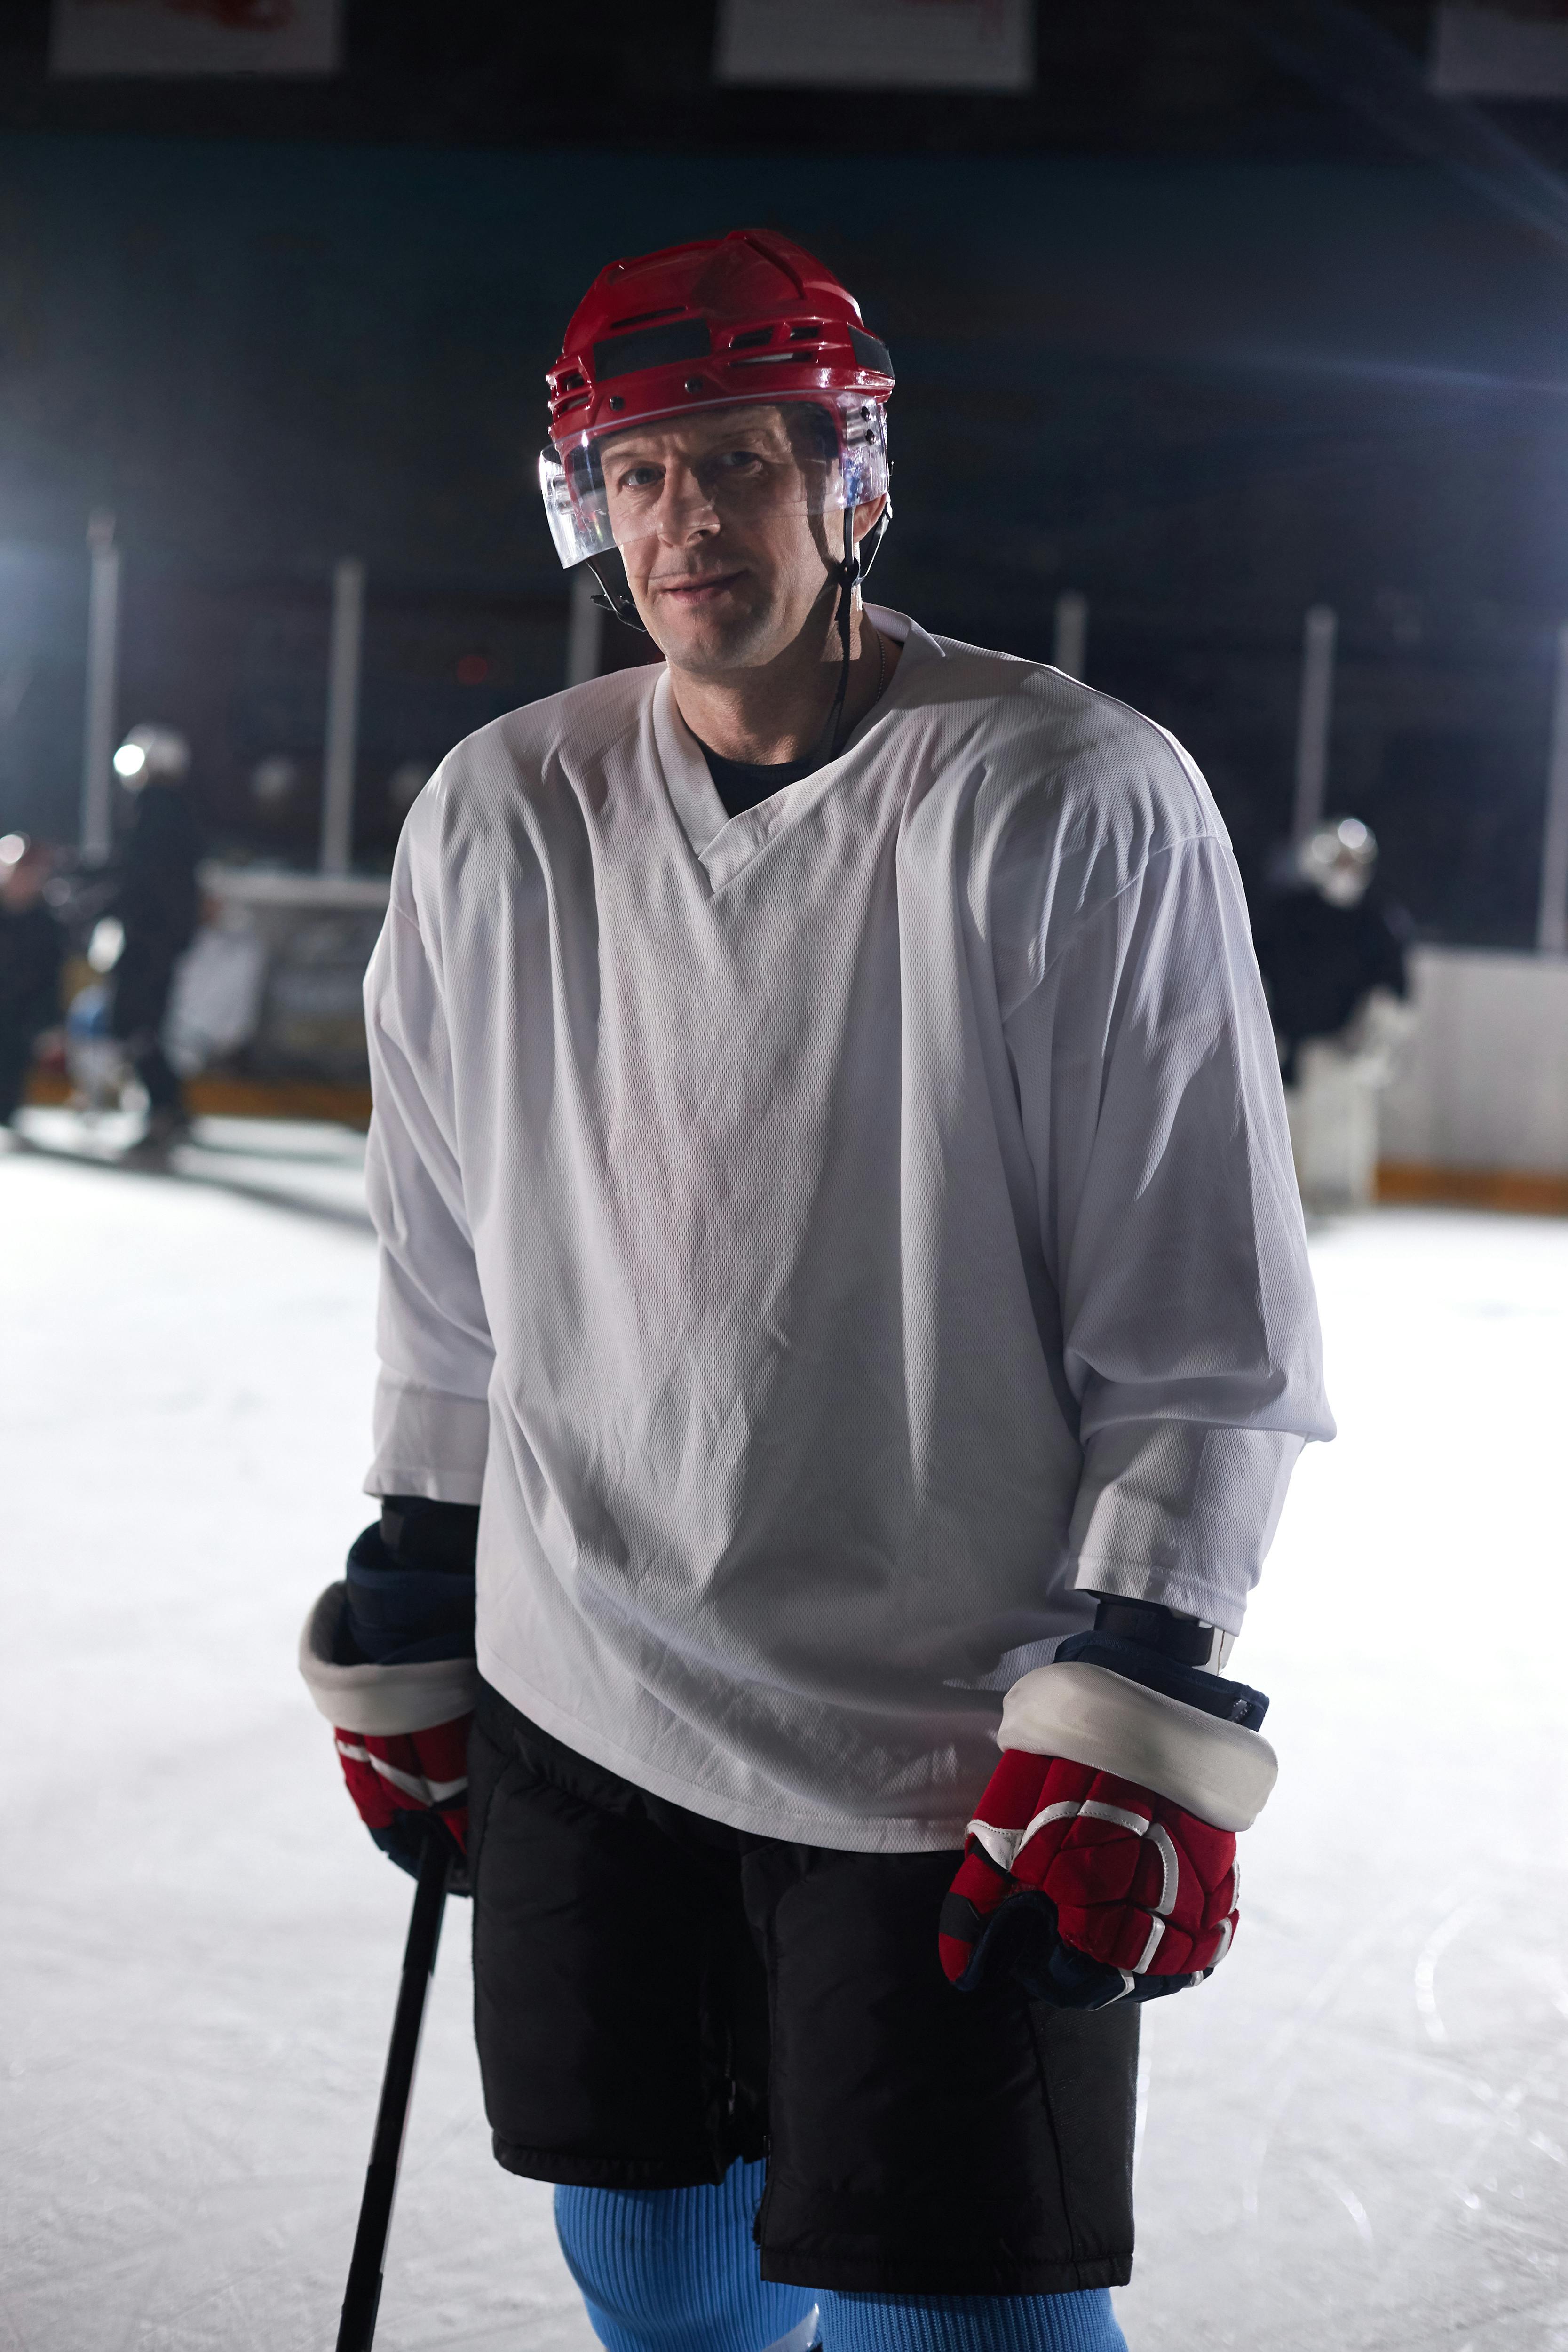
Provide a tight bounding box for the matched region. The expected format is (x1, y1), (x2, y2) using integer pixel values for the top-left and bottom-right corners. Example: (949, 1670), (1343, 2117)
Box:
(554, 2164), (818, 2352)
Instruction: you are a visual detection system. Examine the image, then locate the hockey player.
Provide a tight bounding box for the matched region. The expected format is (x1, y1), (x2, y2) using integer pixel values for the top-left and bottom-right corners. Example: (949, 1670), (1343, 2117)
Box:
(1255, 816), (1413, 1211)
(0, 834), (63, 1128)
(106, 725), (202, 1160)
(302, 231), (1331, 2352)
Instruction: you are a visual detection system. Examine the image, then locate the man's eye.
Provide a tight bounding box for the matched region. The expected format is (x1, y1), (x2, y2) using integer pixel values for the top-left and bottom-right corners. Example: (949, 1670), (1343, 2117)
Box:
(714, 450), (763, 474)
(616, 465), (662, 492)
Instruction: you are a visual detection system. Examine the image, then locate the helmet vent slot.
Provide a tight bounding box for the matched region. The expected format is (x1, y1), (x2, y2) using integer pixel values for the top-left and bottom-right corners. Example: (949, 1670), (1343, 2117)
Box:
(846, 325), (894, 377)
(608, 305), (684, 332)
(593, 318), (712, 379)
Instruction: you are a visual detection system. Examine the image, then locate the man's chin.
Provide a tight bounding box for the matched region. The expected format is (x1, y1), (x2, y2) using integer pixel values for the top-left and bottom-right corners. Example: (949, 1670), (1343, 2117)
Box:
(646, 600), (773, 675)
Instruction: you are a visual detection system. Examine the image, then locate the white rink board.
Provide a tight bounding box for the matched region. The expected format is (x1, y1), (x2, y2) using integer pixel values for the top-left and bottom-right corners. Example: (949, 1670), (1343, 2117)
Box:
(1381, 946), (1568, 1177)
(1, 1117), (1565, 2350)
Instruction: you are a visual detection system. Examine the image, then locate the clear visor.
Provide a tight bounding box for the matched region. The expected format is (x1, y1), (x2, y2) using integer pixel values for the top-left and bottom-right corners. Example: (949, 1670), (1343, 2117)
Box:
(539, 393), (889, 571)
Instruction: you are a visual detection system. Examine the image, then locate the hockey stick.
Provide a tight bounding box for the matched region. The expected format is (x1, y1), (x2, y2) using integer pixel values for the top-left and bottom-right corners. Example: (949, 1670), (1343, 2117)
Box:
(335, 1824), (452, 2352)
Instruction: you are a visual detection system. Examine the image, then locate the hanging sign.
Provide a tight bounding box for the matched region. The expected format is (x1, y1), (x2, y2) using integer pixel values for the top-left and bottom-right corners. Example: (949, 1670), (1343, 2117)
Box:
(714, 0), (1033, 92)
(1429, 3), (1568, 97)
(50, 0), (341, 78)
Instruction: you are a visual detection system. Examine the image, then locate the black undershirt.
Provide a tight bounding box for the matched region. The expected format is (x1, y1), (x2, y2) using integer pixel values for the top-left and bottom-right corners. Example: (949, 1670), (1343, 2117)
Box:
(701, 745), (819, 819)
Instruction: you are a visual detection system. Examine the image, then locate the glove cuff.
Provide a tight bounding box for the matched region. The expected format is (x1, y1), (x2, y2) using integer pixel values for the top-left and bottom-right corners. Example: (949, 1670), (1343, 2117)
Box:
(998, 1660), (1277, 1832)
(1055, 1626), (1268, 1730)
(299, 1581), (478, 1736)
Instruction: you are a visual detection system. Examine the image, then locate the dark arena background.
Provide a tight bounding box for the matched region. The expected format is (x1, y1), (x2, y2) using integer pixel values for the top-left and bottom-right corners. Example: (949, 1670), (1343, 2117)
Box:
(2, 11), (1566, 2352)
(2, 5), (1568, 940)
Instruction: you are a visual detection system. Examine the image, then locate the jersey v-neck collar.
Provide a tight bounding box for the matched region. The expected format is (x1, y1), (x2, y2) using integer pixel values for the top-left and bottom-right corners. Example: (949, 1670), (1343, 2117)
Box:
(652, 605), (934, 890)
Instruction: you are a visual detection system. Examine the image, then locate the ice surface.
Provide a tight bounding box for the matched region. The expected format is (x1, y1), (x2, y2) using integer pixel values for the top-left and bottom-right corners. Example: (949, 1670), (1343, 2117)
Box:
(2, 1115), (1565, 2351)
(1114, 1206), (1568, 2351)
(1, 1117), (592, 2352)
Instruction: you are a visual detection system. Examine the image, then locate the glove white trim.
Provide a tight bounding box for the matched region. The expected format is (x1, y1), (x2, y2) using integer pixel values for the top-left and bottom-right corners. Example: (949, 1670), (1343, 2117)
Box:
(333, 1736), (467, 1806)
(298, 1581), (479, 1737)
(997, 1660), (1277, 1833)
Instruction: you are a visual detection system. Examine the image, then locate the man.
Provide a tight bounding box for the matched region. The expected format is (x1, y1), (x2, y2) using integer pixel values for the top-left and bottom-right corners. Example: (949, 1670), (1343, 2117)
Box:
(1255, 815), (1413, 1211)
(0, 834), (63, 1127)
(106, 724), (201, 1160)
(303, 231), (1330, 2352)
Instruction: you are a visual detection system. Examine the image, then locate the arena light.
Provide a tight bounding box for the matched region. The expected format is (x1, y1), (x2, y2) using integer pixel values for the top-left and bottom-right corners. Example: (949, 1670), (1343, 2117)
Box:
(113, 739), (147, 779)
(87, 916), (124, 974)
(0, 831), (24, 865)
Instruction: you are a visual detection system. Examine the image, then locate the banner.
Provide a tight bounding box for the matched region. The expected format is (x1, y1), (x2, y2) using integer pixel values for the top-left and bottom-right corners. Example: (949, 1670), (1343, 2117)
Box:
(1429, 2), (1568, 97)
(714, 0), (1033, 92)
(50, 0), (341, 78)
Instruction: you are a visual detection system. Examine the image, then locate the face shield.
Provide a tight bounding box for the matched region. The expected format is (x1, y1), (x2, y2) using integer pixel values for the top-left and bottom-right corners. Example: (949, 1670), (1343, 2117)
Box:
(539, 393), (889, 572)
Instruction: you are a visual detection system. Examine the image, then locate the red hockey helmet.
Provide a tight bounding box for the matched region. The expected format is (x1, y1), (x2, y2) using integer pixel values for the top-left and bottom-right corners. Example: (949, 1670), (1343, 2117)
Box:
(539, 229), (894, 570)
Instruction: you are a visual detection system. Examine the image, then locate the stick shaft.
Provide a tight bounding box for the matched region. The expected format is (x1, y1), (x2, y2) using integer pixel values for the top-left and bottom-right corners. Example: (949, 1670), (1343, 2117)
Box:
(336, 1830), (451, 2352)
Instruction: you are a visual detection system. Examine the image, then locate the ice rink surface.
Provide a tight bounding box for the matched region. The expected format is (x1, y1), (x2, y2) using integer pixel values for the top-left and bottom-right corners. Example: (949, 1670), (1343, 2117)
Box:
(2, 1112), (1565, 2352)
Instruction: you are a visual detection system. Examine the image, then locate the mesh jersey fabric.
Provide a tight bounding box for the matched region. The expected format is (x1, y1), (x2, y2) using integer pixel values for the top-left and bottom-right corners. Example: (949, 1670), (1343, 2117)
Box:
(362, 606), (1332, 1853)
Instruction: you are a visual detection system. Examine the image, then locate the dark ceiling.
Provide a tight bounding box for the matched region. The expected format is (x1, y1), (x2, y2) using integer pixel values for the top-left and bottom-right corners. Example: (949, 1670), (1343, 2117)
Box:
(0, 1), (1487, 159)
(4, 0), (1567, 934)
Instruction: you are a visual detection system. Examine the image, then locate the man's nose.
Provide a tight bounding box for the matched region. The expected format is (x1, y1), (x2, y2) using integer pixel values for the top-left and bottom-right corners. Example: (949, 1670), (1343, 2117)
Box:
(656, 469), (720, 543)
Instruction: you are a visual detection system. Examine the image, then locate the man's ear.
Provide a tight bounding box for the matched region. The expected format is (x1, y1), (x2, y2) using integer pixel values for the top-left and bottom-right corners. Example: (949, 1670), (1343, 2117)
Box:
(853, 493), (889, 544)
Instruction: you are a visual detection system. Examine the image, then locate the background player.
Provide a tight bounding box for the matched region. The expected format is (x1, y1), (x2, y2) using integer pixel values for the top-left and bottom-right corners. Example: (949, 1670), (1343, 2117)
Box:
(1256, 815), (1413, 1210)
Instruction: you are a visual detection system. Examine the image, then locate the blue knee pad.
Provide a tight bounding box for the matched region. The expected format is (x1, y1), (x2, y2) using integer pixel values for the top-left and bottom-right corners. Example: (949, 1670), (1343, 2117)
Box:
(554, 2160), (818, 2352)
(816, 2289), (1126, 2352)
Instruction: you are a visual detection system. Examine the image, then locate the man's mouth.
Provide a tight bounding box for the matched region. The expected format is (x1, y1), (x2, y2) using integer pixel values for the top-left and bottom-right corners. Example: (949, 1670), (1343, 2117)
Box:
(653, 569), (745, 606)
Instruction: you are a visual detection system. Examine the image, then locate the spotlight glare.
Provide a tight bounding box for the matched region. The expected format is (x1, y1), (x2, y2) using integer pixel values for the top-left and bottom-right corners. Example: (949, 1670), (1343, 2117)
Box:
(113, 743), (147, 779)
(87, 915), (125, 974)
(0, 832), (23, 865)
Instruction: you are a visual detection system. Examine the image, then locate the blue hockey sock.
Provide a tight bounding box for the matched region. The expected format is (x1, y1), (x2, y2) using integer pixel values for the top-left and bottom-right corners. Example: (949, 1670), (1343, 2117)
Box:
(554, 2160), (819, 2352)
(554, 2158), (1124, 2352)
(816, 2288), (1127, 2352)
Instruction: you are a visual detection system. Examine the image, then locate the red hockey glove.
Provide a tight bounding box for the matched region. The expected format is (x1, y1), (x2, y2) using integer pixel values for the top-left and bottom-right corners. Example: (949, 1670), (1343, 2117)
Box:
(940, 1607), (1276, 2010)
(300, 1580), (478, 1892)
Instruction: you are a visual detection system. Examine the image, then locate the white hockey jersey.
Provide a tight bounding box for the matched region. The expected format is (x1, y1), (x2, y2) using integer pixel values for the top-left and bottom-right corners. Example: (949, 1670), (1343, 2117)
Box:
(362, 607), (1331, 1851)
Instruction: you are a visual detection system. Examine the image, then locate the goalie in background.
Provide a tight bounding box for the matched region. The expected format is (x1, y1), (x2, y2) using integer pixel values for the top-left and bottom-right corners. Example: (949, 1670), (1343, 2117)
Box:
(1254, 817), (1414, 1213)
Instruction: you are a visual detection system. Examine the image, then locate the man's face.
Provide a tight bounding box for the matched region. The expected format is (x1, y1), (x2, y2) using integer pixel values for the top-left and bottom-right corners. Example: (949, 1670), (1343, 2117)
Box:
(599, 405), (839, 675)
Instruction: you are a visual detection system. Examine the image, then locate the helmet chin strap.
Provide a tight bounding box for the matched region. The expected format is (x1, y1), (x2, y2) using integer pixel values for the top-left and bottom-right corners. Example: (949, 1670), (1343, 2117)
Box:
(821, 500), (891, 763)
(585, 554), (647, 634)
(820, 505), (862, 764)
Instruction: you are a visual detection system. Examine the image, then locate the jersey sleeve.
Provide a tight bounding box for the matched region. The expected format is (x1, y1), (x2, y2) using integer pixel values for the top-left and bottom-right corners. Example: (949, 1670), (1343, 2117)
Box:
(361, 887), (494, 1505)
(1003, 828), (1334, 1635)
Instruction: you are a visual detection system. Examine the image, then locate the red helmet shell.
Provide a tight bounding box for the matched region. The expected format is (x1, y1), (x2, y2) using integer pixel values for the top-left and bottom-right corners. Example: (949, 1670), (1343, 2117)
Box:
(546, 229), (894, 446)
